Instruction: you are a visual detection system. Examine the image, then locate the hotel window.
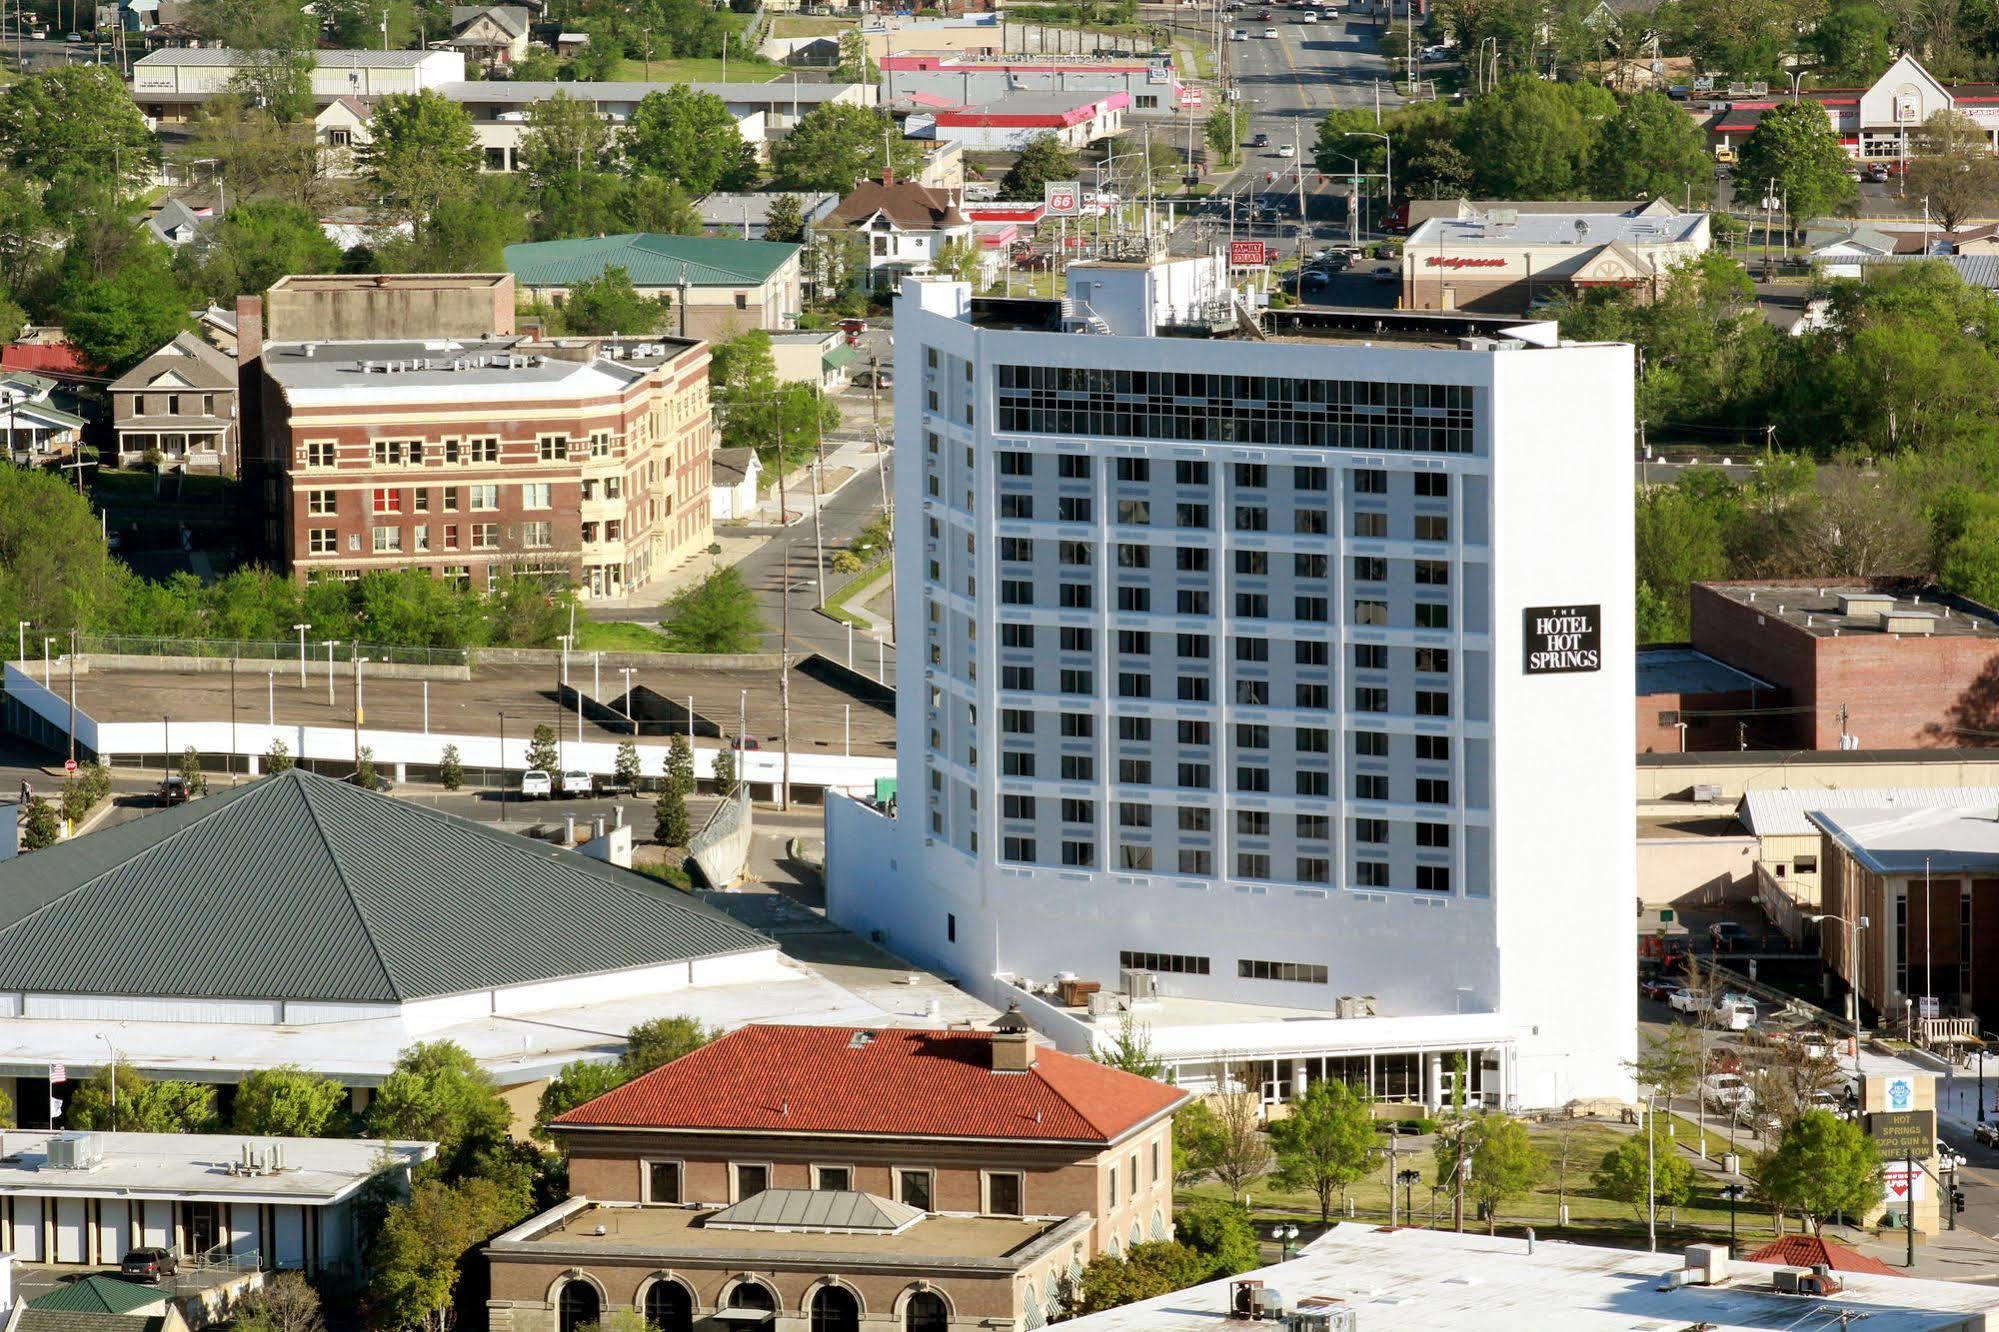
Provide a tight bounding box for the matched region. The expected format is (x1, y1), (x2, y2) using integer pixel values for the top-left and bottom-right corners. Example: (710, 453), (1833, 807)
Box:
(1353, 818), (1388, 844)
(1355, 774), (1389, 800)
(1417, 822), (1451, 848)
(1415, 514), (1450, 541)
(1358, 860), (1390, 887)
(813, 1165), (852, 1191)
(1238, 958), (1329, 984)
(307, 490), (337, 516)
(308, 528), (336, 554)
(1180, 848), (1213, 874)
(897, 1169), (934, 1211)
(413, 489), (429, 513)
(1236, 852), (1271, 879)
(1415, 647), (1451, 674)
(986, 1172), (1023, 1217)
(644, 1161), (682, 1205)
(538, 434), (568, 462)
(414, 526), (430, 552)
(470, 523), (499, 550)
(305, 440), (335, 467)
(372, 488), (400, 514)
(1417, 865), (1452, 893)
(371, 526), (402, 553)
(1353, 511), (1387, 538)
(1415, 603), (1451, 630)
(469, 485), (499, 510)
(734, 1163), (770, 1201)
(442, 487), (460, 511)
(1416, 777), (1452, 804)
(522, 521), (553, 549)
(1058, 454), (1090, 478)
(443, 525), (460, 550)
(470, 437), (499, 463)
(1416, 734), (1452, 761)
(1352, 468), (1387, 493)
(1414, 472), (1450, 497)
(523, 482), (552, 509)
(1352, 556), (1386, 582)
(1002, 836), (1037, 862)
(1353, 599), (1388, 626)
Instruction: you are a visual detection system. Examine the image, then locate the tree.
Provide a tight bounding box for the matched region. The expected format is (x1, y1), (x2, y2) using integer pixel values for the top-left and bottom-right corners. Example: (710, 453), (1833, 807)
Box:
(184, 100), (327, 209)
(438, 743), (464, 791)
(661, 568), (765, 654)
(622, 87), (756, 195)
(1906, 110), (1999, 232)
(231, 1272), (323, 1332)
(178, 746), (208, 797)
(1269, 1079), (1377, 1222)
(710, 328), (839, 466)
(613, 741), (642, 791)
(367, 1175), (527, 1332)
(354, 746), (381, 792)
(19, 796), (57, 851)
(769, 104), (919, 192)
(1760, 1109), (1882, 1234)
(233, 1065), (350, 1137)
(359, 91), (482, 233)
(1592, 1122), (1695, 1221)
(1634, 482), (1733, 640)
(762, 192), (808, 245)
(655, 787), (691, 845)
(533, 1058), (627, 1136)
(1205, 105), (1248, 168)
(374, 183), (526, 272)
(59, 242), (190, 375)
(1073, 1242), (1211, 1313)
(1459, 76), (1615, 198)
(194, 200), (341, 302)
(1736, 99), (1857, 234)
(622, 1015), (713, 1076)
(1434, 1114), (1545, 1233)
(526, 723), (560, 774)
(265, 737), (294, 775)
(710, 741), (736, 793)
(1205, 1063), (1274, 1201)
(1592, 91), (1713, 203)
(516, 91), (615, 197)
(66, 1065), (220, 1133)
(561, 266), (671, 336)
(199, 0), (320, 121)
(0, 67), (158, 205)
(1808, 2), (1893, 83)
(365, 1040), (513, 1175)
(1000, 134), (1077, 201)
(664, 733), (696, 796)
(1742, 1042), (1845, 1136)
(1633, 1024), (1702, 1107)
(0, 468), (129, 635)
(1172, 1197), (1260, 1276)
(610, 176), (703, 236)
(834, 27), (878, 83)
(1095, 1010), (1165, 1078)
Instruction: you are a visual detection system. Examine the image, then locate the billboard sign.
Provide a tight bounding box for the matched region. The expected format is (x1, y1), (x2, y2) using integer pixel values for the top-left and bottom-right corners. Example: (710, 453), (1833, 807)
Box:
(1044, 181), (1082, 217)
(1522, 605), (1602, 674)
(1868, 1109), (1935, 1160)
(1228, 240), (1268, 266)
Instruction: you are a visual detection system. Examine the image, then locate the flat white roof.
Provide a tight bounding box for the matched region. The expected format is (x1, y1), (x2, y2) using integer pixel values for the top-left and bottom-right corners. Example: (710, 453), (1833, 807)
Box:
(1408, 210), (1708, 249)
(0, 955), (998, 1088)
(1740, 787), (1999, 838)
(1811, 804), (1999, 877)
(1062, 1225), (1999, 1331)
(0, 1131), (432, 1205)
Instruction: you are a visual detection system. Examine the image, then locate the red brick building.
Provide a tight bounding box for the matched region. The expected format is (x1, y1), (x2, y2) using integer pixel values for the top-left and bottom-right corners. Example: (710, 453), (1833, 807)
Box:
(1689, 580), (1999, 751)
(484, 1014), (1186, 1332)
(244, 322), (714, 598)
(1634, 646), (1778, 753)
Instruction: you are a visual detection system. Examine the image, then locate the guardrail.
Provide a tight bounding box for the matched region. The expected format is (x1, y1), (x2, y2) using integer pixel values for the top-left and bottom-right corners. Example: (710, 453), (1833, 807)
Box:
(70, 634), (468, 668)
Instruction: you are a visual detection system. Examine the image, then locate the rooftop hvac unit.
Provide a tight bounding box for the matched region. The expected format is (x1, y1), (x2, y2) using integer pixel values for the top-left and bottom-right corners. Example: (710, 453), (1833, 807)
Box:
(1335, 995), (1378, 1020)
(1087, 990), (1119, 1018)
(1683, 1242), (1729, 1285)
(1254, 1288), (1289, 1320)
(1120, 968), (1159, 1000)
(45, 1133), (103, 1171)
(1772, 1265), (1840, 1295)
(1691, 784), (1724, 803)
(1287, 1308), (1356, 1332)
(1486, 208), (1517, 226)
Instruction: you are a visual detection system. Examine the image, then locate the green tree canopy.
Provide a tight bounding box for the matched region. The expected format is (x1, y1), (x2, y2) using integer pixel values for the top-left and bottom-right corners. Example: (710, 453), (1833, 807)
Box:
(660, 567), (765, 653)
(192, 200), (342, 301)
(360, 91), (482, 233)
(1906, 110), (1999, 232)
(0, 67), (158, 208)
(1269, 1079), (1378, 1222)
(1073, 1242), (1212, 1314)
(1761, 1109), (1882, 1233)
(769, 104), (919, 192)
(1434, 1113), (1546, 1233)
(623, 1016), (713, 1077)
(1171, 1197), (1260, 1276)
(0, 465), (130, 634)
(367, 1175), (528, 1330)
(999, 134), (1077, 201)
(1806, 2), (1893, 83)
(364, 1040), (513, 1174)
(1736, 99), (1857, 232)
(199, 0), (319, 121)
(517, 91), (615, 194)
(375, 184), (526, 272)
(1634, 482), (1733, 640)
(1592, 91), (1713, 203)
(1591, 1123), (1695, 1220)
(1094, 1011), (1165, 1078)
(533, 1059), (628, 1137)
(66, 1065), (220, 1133)
(762, 192), (808, 244)
(610, 175), (703, 236)
(561, 265), (671, 335)
(1459, 76), (1615, 198)
(232, 1065), (352, 1137)
(621, 87), (756, 195)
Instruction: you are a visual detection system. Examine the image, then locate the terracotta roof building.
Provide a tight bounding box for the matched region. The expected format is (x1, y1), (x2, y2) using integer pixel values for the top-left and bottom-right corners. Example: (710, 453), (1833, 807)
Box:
(1744, 1235), (1904, 1277)
(487, 1013), (1188, 1332)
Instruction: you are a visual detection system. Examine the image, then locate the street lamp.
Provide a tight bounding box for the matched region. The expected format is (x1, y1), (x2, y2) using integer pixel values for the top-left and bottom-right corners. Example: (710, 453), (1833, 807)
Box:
(1809, 912), (1870, 1082)
(15, 620), (28, 662)
(619, 667), (637, 736)
(1345, 131), (1392, 233)
(293, 623), (310, 687)
(1397, 1168), (1422, 1225)
(1719, 1181), (1747, 1253)
(1269, 1223), (1300, 1260)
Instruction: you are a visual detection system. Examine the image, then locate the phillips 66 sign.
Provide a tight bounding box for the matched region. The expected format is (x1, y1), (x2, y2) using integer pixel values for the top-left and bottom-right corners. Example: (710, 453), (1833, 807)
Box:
(1043, 181), (1082, 217)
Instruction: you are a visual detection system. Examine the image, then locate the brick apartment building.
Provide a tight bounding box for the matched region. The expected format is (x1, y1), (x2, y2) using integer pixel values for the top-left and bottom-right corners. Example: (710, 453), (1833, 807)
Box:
(1687, 580), (1999, 751)
(484, 1013), (1186, 1332)
(239, 282), (714, 597)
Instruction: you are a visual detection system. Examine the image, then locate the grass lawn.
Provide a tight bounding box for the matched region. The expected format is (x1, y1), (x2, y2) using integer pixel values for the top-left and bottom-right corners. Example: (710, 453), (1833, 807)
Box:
(604, 56), (784, 83)
(575, 619), (673, 653)
(1182, 1117), (1787, 1245)
(770, 15), (854, 36)
(822, 561), (889, 629)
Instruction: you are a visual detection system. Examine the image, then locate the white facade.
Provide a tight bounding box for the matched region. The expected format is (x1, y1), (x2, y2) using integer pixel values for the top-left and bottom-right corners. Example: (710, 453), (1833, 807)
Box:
(826, 267), (1637, 1107)
(129, 49), (467, 114)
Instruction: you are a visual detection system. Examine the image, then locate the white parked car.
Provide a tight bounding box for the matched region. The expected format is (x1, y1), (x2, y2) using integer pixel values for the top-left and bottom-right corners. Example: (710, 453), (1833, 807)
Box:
(558, 769), (593, 799)
(1702, 1073), (1749, 1111)
(1263, 26), (1279, 36)
(1301, 9), (1318, 19)
(519, 769), (553, 799)
(1668, 987), (1702, 1014)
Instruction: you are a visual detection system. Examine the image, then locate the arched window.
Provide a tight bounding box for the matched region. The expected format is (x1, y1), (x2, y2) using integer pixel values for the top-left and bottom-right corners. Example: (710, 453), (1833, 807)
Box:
(728, 1282), (777, 1313)
(906, 1290), (949, 1332)
(644, 1280), (693, 1332)
(810, 1285), (860, 1332)
(557, 1280), (601, 1332)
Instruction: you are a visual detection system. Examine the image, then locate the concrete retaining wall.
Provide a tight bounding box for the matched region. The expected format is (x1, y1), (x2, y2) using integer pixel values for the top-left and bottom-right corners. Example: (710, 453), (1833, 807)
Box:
(472, 648), (782, 671)
(69, 654), (471, 682)
(690, 785), (753, 888)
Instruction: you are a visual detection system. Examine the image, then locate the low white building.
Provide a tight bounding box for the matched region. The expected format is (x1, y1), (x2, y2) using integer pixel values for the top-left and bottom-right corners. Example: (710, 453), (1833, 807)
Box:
(710, 446), (763, 521)
(827, 170), (975, 291)
(919, 91), (1129, 151)
(1403, 202), (1710, 312)
(0, 1130), (431, 1274)
(129, 48), (467, 120)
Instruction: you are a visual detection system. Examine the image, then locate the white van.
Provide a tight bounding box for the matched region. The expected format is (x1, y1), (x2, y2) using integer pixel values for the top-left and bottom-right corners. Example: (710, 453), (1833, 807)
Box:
(1718, 1000), (1757, 1032)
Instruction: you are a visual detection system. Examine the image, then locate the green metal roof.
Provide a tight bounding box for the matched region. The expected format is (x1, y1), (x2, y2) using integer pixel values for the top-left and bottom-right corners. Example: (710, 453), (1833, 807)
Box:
(505, 233), (802, 289)
(0, 770), (773, 1005)
(28, 1278), (163, 1316)
(822, 344), (858, 369)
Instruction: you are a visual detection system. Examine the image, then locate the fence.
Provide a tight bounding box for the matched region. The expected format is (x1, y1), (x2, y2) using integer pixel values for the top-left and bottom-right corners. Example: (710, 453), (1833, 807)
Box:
(69, 634), (470, 668)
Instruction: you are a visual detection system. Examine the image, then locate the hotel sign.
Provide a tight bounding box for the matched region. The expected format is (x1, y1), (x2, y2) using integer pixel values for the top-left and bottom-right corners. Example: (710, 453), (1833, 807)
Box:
(1523, 605), (1601, 674)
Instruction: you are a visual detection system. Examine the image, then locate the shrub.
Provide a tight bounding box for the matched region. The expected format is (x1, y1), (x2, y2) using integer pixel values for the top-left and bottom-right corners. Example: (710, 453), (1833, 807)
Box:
(438, 743), (464, 791)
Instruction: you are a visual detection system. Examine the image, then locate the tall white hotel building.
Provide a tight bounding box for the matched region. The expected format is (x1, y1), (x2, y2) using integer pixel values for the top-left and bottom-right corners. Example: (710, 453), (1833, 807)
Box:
(827, 258), (1636, 1109)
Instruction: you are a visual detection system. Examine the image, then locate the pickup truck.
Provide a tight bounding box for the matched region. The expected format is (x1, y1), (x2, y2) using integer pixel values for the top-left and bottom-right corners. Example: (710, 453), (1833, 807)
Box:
(519, 769), (553, 799)
(558, 770), (593, 799)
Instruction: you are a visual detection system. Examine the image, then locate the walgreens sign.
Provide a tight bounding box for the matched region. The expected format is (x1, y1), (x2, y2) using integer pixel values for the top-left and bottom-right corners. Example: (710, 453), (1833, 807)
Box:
(1424, 256), (1508, 269)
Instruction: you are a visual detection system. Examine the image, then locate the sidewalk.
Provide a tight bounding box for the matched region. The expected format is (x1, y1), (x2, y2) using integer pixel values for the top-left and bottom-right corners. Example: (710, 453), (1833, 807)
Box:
(585, 533), (763, 616)
(745, 425), (890, 528)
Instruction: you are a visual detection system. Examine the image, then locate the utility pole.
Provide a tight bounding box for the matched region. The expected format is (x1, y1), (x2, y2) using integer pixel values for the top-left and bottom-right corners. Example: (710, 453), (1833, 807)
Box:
(877, 432), (895, 644)
(65, 628), (76, 770)
(812, 385), (827, 611)
(780, 541), (793, 813)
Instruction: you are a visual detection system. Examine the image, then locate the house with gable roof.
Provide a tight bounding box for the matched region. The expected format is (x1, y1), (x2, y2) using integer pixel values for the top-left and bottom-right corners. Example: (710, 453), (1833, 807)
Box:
(109, 332), (239, 474)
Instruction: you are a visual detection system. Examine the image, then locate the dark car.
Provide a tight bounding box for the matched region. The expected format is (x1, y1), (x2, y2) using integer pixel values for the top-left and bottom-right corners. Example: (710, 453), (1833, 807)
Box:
(732, 735), (762, 751)
(1639, 976), (1677, 1002)
(1251, 132), (1271, 148)
(121, 1247), (177, 1283)
(1976, 1121), (1999, 1148)
(156, 775), (190, 806)
(852, 367), (893, 389)
(1863, 164), (1889, 183)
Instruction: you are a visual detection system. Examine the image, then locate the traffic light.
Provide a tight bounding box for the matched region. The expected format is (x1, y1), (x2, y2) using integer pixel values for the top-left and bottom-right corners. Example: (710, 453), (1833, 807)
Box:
(1954, 1188), (1967, 1214)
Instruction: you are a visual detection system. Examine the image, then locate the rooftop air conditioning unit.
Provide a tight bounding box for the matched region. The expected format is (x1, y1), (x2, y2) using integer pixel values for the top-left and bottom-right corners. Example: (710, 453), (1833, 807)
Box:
(46, 1133), (103, 1171)
(1120, 968), (1159, 1001)
(1335, 995), (1378, 1019)
(1087, 990), (1118, 1018)
(1692, 783), (1724, 803)
(1254, 1288), (1289, 1320)
(1684, 1242), (1729, 1285)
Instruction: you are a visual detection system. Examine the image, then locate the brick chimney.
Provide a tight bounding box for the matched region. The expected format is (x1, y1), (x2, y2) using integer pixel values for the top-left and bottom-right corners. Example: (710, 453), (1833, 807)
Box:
(990, 1001), (1035, 1072)
(882, 165), (896, 187)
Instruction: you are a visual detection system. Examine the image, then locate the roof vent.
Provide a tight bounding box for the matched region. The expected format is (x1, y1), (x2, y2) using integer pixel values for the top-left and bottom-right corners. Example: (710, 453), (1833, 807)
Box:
(1882, 611), (1937, 636)
(848, 1031), (875, 1049)
(1838, 592), (1895, 617)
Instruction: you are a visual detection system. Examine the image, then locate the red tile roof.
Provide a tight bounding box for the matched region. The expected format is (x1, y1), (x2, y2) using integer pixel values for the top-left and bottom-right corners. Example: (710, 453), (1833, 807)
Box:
(553, 1024), (1188, 1144)
(1746, 1235), (1904, 1277)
